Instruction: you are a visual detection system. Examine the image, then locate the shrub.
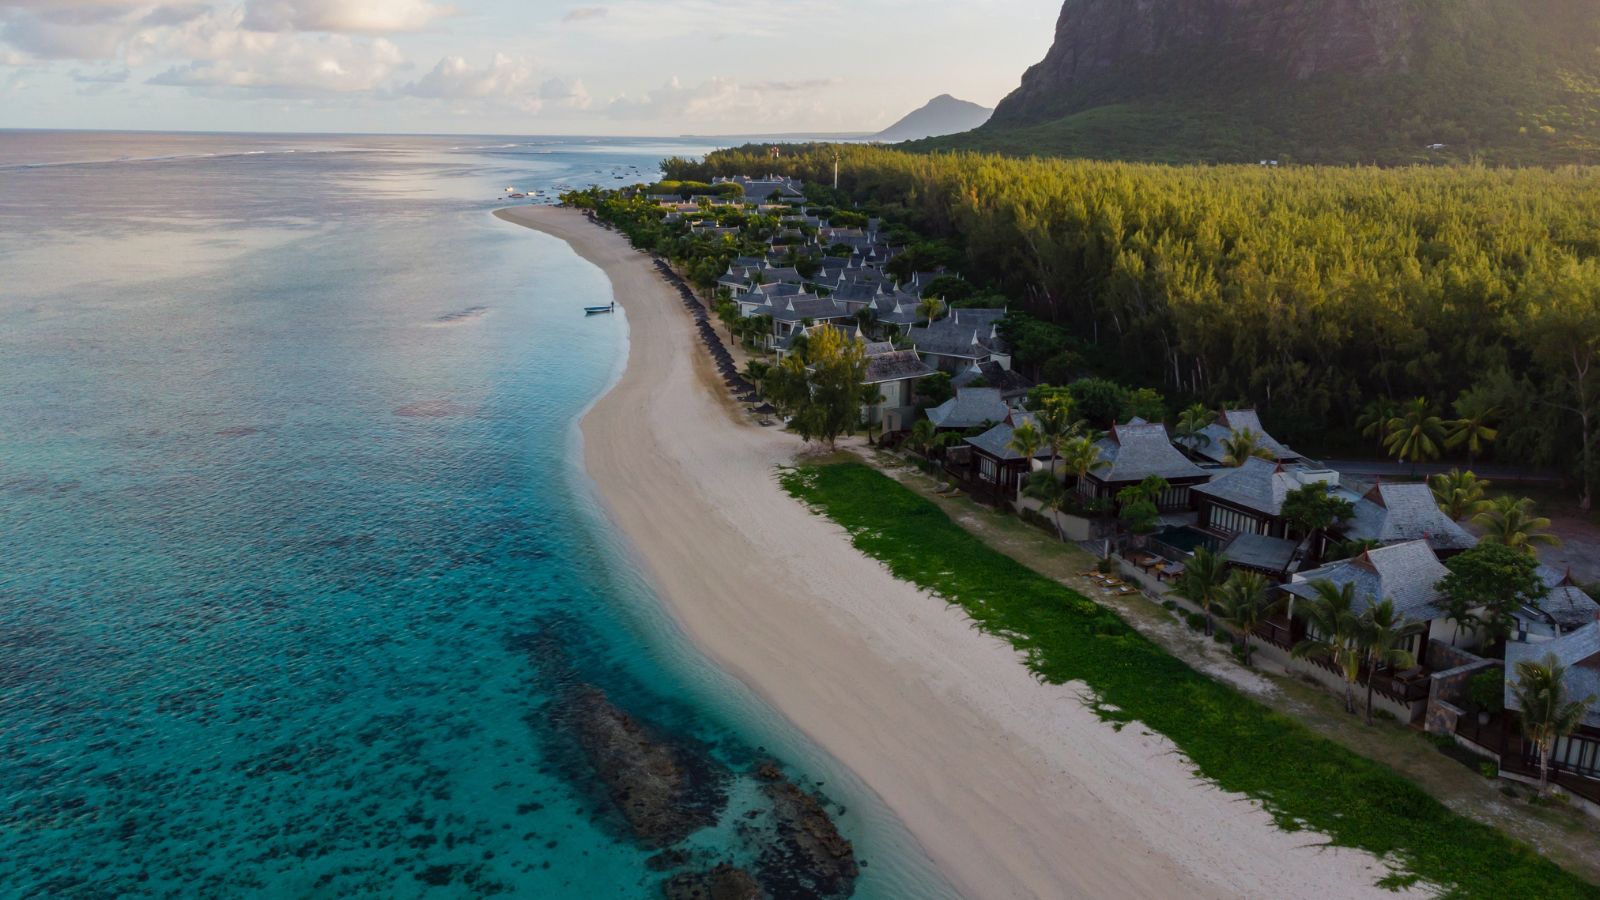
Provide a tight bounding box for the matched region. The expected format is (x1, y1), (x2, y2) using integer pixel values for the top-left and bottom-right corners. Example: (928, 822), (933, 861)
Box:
(1213, 629), (1234, 645)
(1374, 708), (1398, 722)
(1468, 668), (1506, 714)
(1480, 761), (1501, 779)
(1162, 600), (1178, 611)
(1185, 612), (1207, 631)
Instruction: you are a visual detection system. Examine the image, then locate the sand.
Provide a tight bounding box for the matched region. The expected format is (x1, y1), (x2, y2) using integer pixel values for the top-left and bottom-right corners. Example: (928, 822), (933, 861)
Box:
(496, 206), (1409, 900)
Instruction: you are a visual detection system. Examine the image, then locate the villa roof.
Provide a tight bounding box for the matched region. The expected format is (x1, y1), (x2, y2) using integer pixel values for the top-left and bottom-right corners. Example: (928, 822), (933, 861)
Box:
(952, 360), (1034, 399)
(1223, 533), (1301, 576)
(927, 387), (1009, 430)
(1530, 567), (1600, 631)
(1092, 421), (1210, 484)
(907, 322), (1001, 359)
(1195, 409), (1299, 464)
(1192, 459), (1342, 517)
(1505, 622), (1600, 728)
(1343, 483), (1477, 552)
(769, 295), (851, 324)
(966, 412), (1050, 462)
(865, 350), (935, 385)
(1283, 540), (1448, 622)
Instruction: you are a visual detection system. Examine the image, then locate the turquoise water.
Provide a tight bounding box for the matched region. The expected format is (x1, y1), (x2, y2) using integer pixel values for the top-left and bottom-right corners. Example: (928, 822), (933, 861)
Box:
(0, 133), (949, 898)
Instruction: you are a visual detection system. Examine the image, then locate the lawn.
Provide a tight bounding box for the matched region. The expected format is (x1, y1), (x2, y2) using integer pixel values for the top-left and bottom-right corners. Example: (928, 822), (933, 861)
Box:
(781, 461), (1599, 899)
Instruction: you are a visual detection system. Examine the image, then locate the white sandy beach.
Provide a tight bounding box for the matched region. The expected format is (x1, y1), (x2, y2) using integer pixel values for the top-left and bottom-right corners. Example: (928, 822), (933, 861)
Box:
(496, 205), (1408, 900)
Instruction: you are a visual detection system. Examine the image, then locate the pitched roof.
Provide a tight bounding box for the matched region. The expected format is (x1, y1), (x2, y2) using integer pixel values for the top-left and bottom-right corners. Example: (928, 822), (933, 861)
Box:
(1192, 460), (1343, 517)
(1283, 540), (1448, 621)
(1092, 421), (1209, 483)
(951, 360), (1035, 398)
(1195, 409), (1299, 464)
(1529, 567), (1600, 631)
(1343, 483), (1477, 552)
(1505, 622), (1600, 727)
(926, 388), (1009, 430)
(1223, 533), (1301, 575)
(907, 321), (1001, 359)
(966, 412), (1050, 461)
(865, 350), (935, 384)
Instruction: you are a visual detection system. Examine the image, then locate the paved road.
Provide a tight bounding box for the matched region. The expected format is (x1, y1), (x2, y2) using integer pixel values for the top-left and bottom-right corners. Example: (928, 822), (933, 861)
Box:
(1317, 458), (1565, 485)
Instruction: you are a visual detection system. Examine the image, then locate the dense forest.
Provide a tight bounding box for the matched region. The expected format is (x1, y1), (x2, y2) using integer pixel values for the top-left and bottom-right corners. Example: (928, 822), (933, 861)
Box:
(664, 145), (1600, 505)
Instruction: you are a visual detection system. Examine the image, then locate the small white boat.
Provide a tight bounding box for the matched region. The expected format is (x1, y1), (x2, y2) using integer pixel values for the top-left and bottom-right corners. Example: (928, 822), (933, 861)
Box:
(584, 303), (616, 315)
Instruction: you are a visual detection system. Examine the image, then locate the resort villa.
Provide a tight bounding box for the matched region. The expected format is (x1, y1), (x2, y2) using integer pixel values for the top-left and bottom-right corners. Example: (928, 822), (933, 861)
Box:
(1079, 419), (1210, 511)
(963, 410), (1052, 498)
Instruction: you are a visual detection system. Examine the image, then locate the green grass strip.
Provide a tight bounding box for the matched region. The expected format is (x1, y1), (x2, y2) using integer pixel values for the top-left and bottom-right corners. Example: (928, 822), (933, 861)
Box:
(781, 462), (1599, 899)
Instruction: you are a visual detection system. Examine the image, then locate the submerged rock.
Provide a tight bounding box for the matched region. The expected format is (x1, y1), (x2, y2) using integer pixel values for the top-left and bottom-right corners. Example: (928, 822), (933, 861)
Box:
(564, 686), (726, 847)
(663, 864), (765, 900)
(753, 764), (859, 899)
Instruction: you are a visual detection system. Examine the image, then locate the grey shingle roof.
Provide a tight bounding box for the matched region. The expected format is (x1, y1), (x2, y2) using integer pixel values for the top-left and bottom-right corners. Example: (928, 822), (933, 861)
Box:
(907, 322), (1000, 359)
(966, 412), (1050, 461)
(1223, 533), (1301, 575)
(1195, 410), (1299, 464)
(927, 388), (1009, 430)
(952, 361), (1034, 399)
(865, 350), (935, 385)
(1193, 460), (1344, 517)
(1283, 540), (1448, 622)
(768, 295), (852, 324)
(1092, 421), (1209, 483)
(1504, 622), (1600, 727)
(1343, 483), (1477, 552)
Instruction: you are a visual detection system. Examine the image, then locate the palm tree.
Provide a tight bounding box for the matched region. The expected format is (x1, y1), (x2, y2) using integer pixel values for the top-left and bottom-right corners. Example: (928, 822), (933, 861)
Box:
(1172, 547), (1228, 636)
(1173, 403), (1214, 459)
(916, 295), (945, 324)
(1357, 397), (1399, 450)
(1383, 397), (1446, 475)
(1059, 435), (1108, 490)
(1430, 468), (1492, 521)
(1509, 654), (1598, 794)
(1216, 572), (1275, 665)
(1219, 428), (1274, 467)
(907, 419), (936, 458)
(1291, 580), (1366, 715)
(1023, 471), (1073, 542)
(1007, 422), (1043, 493)
(860, 387), (888, 445)
(1473, 496), (1562, 556)
(1446, 393), (1500, 467)
(1358, 600), (1425, 725)
(1034, 399), (1075, 478)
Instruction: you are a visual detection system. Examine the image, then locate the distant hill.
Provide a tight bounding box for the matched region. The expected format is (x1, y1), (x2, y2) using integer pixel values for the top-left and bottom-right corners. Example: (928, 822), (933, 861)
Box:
(917, 0), (1600, 165)
(875, 95), (992, 142)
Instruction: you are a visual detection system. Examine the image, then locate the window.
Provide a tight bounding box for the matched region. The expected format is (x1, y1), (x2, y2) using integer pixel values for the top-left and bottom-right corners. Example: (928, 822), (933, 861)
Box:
(979, 457), (998, 483)
(1548, 734), (1600, 779)
(1206, 503), (1264, 536)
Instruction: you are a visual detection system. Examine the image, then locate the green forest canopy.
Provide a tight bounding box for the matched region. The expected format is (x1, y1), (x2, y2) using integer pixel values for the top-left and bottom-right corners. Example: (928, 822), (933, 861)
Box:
(665, 144), (1600, 498)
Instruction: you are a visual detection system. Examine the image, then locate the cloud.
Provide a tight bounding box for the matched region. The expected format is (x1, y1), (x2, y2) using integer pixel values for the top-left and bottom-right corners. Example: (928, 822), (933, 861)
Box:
(72, 65), (128, 81)
(241, 0), (453, 34)
(561, 7), (606, 23)
(402, 53), (531, 100)
(148, 27), (404, 93)
(606, 74), (835, 123)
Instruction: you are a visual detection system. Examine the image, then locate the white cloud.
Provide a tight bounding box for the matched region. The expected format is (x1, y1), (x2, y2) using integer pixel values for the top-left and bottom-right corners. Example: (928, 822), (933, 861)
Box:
(402, 52), (530, 99)
(147, 18), (405, 93)
(241, 0), (453, 34)
(561, 7), (606, 23)
(606, 74), (834, 123)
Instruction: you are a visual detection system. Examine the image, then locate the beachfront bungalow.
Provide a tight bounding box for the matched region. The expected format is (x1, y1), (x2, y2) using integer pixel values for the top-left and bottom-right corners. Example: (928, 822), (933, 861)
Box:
(1503, 622), (1600, 803)
(964, 411), (1052, 497)
(1079, 420), (1211, 511)
(1338, 482), (1478, 559)
(926, 387), (1009, 431)
(1191, 459), (1342, 538)
(1514, 568), (1600, 643)
(863, 348), (935, 432)
(1192, 409), (1303, 466)
(952, 360), (1035, 403)
(1280, 540), (1453, 662)
(1219, 532), (1303, 581)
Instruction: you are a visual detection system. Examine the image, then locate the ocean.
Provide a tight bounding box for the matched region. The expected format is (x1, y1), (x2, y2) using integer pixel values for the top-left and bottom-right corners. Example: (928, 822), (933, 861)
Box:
(0, 132), (950, 898)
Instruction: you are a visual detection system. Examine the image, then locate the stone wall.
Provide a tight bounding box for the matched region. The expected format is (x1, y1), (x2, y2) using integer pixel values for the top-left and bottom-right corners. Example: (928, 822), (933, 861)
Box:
(1424, 641), (1500, 737)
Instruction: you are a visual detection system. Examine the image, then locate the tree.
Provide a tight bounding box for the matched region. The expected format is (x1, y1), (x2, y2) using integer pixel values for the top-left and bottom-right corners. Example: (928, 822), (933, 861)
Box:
(1357, 397), (1399, 450)
(1509, 654), (1598, 794)
(1007, 421), (1043, 488)
(916, 294), (946, 324)
(1173, 403), (1214, 459)
(1034, 397), (1075, 478)
(1357, 600), (1425, 725)
(907, 419), (936, 458)
(1216, 571), (1276, 664)
(1473, 496), (1562, 556)
(1059, 435), (1108, 488)
(778, 327), (868, 449)
(1429, 469), (1491, 521)
(1125, 387), (1167, 422)
(1068, 378), (1130, 427)
(1219, 428), (1274, 466)
(1280, 482), (1355, 562)
(1520, 259), (1600, 510)
(1291, 580), (1367, 715)
(1437, 541), (1550, 645)
(1446, 391), (1500, 466)
(1172, 547), (1228, 636)
(1384, 397), (1447, 474)
(917, 371), (954, 408)
(861, 386), (887, 445)
(1023, 471), (1073, 541)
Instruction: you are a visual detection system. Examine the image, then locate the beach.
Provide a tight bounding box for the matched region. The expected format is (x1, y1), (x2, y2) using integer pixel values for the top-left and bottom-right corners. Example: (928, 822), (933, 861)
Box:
(496, 205), (1408, 900)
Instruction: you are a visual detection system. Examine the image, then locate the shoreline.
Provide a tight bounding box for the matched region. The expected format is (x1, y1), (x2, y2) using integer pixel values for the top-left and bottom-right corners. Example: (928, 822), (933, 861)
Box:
(494, 205), (1407, 899)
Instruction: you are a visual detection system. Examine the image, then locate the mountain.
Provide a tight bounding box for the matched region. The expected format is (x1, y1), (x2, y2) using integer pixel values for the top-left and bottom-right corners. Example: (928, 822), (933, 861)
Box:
(875, 95), (993, 142)
(918, 0), (1600, 165)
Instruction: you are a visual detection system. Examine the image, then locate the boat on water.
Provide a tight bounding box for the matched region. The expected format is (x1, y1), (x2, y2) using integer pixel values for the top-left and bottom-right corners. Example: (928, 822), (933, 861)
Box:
(584, 303), (616, 315)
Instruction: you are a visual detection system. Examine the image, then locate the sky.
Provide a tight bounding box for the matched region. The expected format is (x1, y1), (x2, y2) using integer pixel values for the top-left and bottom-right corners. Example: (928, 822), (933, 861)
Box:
(0, 0), (1062, 135)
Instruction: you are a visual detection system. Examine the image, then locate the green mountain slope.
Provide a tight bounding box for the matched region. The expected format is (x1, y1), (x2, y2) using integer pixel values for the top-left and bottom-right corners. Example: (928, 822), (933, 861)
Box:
(918, 0), (1600, 165)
